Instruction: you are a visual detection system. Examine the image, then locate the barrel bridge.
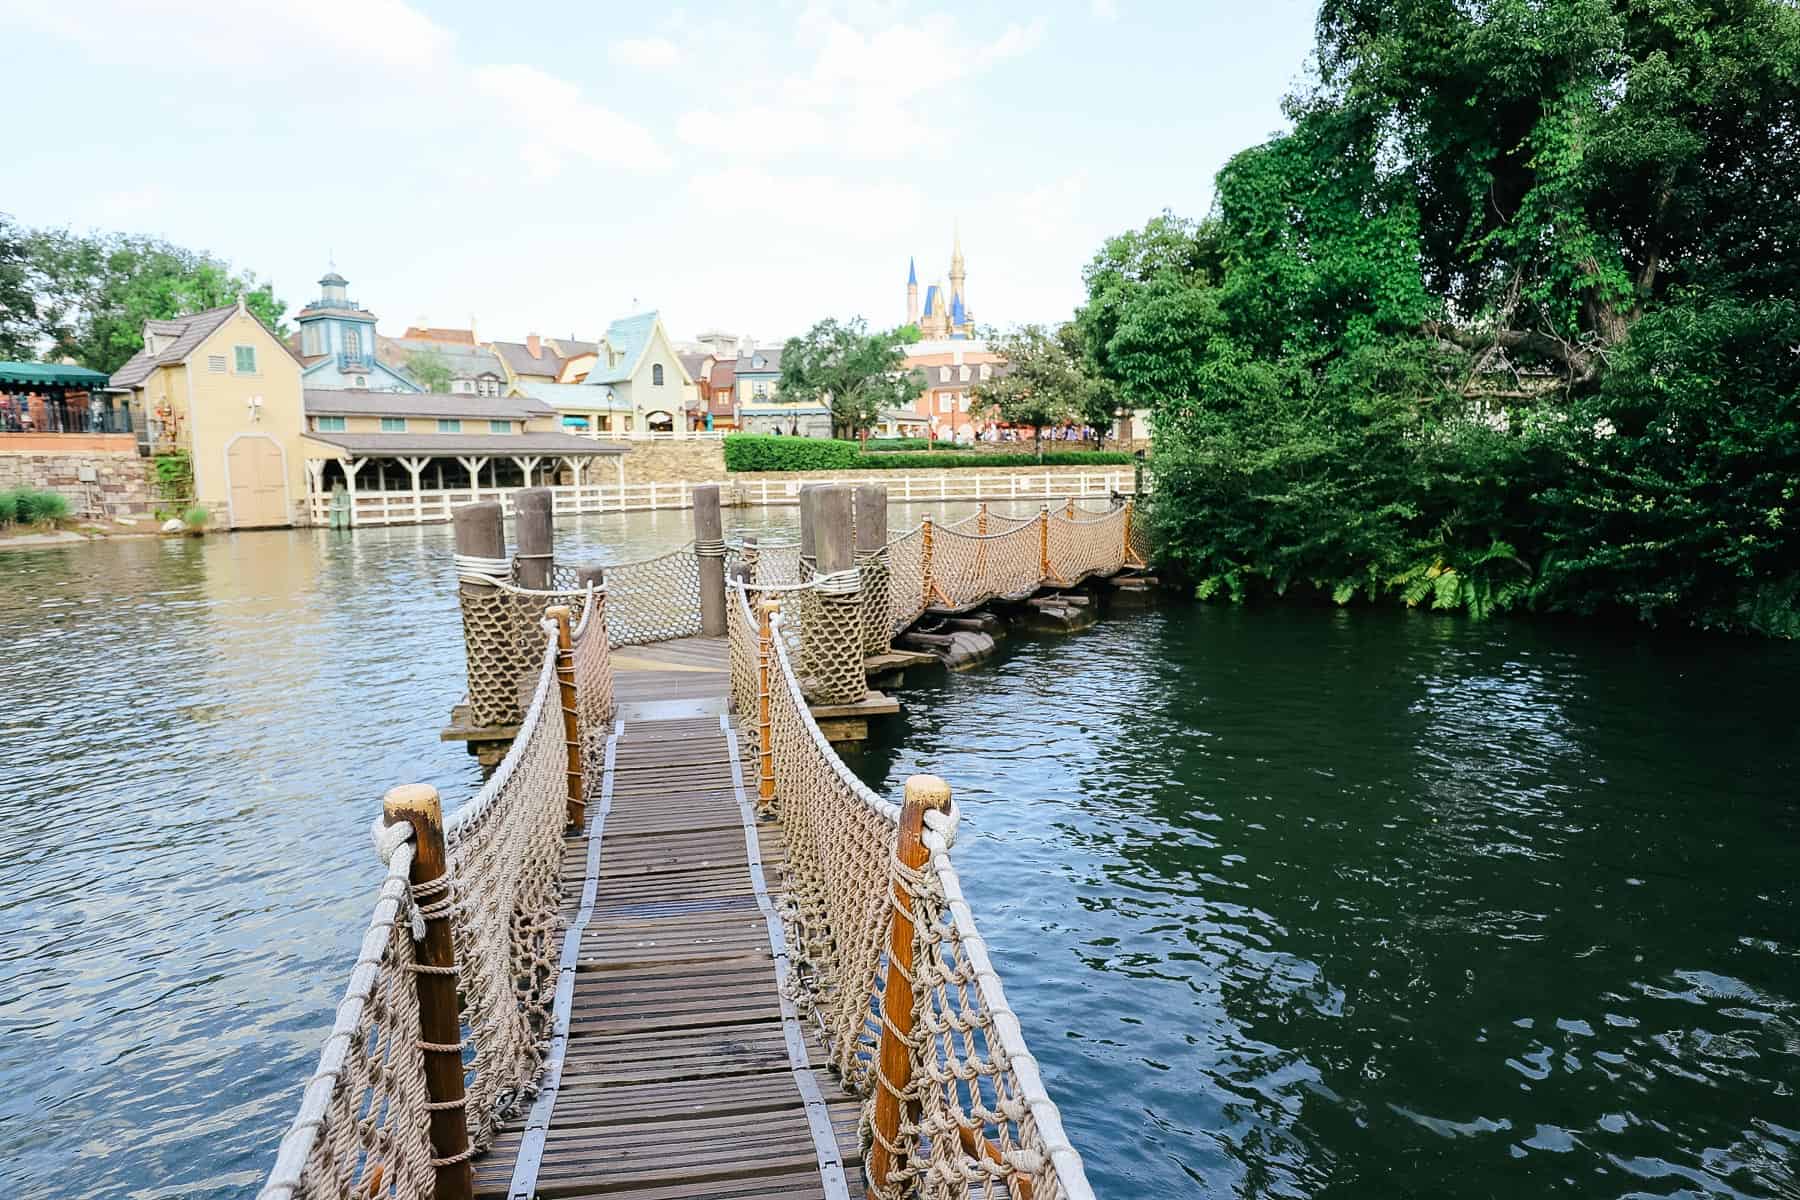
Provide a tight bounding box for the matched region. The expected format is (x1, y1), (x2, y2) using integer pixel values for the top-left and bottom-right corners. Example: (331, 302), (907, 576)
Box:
(260, 486), (1143, 1200)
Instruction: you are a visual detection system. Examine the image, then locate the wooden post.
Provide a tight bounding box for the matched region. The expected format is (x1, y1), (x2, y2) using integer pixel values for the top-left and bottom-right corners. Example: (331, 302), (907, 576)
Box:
(454, 501), (515, 725)
(576, 564), (605, 590)
(548, 605), (584, 827)
(693, 483), (727, 637)
(854, 483), (888, 557)
(920, 514), (935, 609)
(755, 599), (779, 812)
(798, 484), (821, 573)
(977, 501), (988, 537)
(1065, 496), (1076, 520)
(514, 487), (553, 589)
(1039, 504), (1051, 582)
(815, 484), (855, 576)
(1123, 497), (1139, 566)
(381, 785), (473, 1200)
(869, 774), (953, 1196)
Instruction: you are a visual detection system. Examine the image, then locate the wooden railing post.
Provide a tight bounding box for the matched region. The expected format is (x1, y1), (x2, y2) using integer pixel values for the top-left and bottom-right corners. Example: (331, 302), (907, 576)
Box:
(870, 774), (952, 1197)
(1064, 496), (1076, 520)
(755, 599), (779, 812)
(381, 785), (473, 1200)
(1038, 504), (1051, 582)
(1123, 497), (1140, 567)
(548, 605), (585, 827)
(920, 514), (935, 609)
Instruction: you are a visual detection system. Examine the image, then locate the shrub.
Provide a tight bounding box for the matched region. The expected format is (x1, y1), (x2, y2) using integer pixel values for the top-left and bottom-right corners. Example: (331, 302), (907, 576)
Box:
(863, 438), (965, 452)
(723, 434), (861, 472)
(182, 505), (210, 532)
(1, 488), (71, 526)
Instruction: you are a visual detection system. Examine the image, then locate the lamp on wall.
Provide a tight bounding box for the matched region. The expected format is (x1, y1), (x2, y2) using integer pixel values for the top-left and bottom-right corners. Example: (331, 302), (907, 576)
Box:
(247, 395), (264, 423)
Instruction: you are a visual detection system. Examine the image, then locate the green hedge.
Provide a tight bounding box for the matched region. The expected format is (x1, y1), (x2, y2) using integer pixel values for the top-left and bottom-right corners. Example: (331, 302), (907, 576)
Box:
(724, 434), (1132, 473)
(863, 438), (965, 452)
(723, 435), (862, 472)
(856, 450), (1132, 469)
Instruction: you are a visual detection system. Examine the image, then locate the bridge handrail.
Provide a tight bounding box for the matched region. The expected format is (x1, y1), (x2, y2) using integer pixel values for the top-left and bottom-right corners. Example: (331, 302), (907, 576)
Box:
(262, 590), (614, 1199)
(728, 580), (1095, 1200)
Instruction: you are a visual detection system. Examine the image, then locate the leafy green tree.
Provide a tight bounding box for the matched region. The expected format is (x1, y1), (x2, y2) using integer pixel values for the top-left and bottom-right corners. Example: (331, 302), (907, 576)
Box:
(407, 347), (454, 393)
(971, 325), (1083, 460)
(0, 214), (38, 359)
(779, 317), (922, 439)
(27, 228), (286, 373)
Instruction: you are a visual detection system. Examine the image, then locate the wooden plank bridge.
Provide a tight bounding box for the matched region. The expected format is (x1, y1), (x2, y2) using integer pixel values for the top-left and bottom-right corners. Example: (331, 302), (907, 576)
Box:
(475, 639), (871, 1200)
(261, 485), (1116, 1200)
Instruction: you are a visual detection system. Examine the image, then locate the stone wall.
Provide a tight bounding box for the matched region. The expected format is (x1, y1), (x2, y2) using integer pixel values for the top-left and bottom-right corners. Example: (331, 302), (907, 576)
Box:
(618, 440), (727, 484)
(0, 446), (155, 517)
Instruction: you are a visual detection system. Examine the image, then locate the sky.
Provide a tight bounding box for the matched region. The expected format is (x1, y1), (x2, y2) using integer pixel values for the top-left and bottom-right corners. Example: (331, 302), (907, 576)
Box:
(2, 0), (1319, 347)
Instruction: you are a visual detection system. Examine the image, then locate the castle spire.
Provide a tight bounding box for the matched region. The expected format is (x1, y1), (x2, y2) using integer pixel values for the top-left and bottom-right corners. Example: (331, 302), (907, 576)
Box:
(907, 256), (917, 286)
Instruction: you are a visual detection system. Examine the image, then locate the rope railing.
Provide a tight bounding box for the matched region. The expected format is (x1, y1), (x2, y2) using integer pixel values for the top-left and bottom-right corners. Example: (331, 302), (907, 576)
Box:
(261, 590), (614, 1200)
(729, 581), (1095, 1200)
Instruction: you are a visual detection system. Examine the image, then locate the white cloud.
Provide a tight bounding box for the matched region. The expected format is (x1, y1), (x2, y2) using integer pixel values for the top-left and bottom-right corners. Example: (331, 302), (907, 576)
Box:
(687, 168), (924, 237)
(990, 17), (1048, 59)
(473, 65), (671, 179)
(1091, 0), (1119, 21)
(609, 37), (680, 68)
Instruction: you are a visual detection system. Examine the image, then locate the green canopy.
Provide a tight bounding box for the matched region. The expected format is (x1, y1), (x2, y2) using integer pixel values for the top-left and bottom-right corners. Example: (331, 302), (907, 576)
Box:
(0, 362), (113, 389)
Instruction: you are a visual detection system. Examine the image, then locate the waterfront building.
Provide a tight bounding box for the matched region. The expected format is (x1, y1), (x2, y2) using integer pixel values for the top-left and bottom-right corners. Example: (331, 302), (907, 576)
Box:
(376, 333), (508, 396)
(0, 362), (124, 439)
(291, 271), (419, 393)
(507, 379), (636, 437)
(490, 333), (600, 389)
(581, 312), (694, 433)
(298, 388), (626, 511)
(900, 338), (1006, 440)
(732, 347), (830, 437)
(109, 298), (310, 527)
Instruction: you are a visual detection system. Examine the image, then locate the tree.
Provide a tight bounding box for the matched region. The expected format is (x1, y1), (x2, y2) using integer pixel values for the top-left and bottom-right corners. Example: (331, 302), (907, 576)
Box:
(407, 347), (454, 394)
(971, 325), (1082, 461)
(779, 317), (922, 439)
(25, 228), (287, 373)
(0, 215), (38, 359)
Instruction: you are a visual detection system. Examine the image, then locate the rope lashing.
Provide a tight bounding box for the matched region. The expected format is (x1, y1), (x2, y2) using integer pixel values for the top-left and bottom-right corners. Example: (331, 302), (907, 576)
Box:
(454, 552), (513, 580)
(695, 536), (728, 558)
(814, 566), (863, 595)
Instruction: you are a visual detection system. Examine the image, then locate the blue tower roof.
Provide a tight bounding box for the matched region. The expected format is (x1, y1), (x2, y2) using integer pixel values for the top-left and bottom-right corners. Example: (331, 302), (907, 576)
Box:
(923, 284), (940, 315)
(951, 293), (966, 325)
(907, 257), (917, 286)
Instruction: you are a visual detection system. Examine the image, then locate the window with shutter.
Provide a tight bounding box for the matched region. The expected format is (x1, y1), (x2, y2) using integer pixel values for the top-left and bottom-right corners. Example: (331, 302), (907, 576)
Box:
(233, 345), (256, 374)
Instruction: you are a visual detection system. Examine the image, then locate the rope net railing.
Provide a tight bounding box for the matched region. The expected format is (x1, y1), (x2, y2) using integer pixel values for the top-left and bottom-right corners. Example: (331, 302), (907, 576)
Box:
(262, 591), (615, 1200)
(457, 565), (591, 728)
(552, 546), (706, 648)
(729, 581), (1094, 1200)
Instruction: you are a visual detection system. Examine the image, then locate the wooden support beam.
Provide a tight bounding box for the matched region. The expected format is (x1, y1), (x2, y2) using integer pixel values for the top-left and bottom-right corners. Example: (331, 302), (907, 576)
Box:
(755, 599), (779, 812)
(869, 774), (952, 1196)
(854, 483), (888, 556)
(380, 785), (473, 1200)
(547, 606), (585, 827)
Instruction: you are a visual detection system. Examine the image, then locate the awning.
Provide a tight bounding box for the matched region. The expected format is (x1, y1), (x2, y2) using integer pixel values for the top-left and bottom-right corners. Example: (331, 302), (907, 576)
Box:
(0, 362), (113, 389)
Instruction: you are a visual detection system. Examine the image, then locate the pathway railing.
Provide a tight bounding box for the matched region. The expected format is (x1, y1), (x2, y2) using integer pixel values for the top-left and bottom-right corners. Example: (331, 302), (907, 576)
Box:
(728, 582), (1095, 1200)
(260, 595), (613, 1200)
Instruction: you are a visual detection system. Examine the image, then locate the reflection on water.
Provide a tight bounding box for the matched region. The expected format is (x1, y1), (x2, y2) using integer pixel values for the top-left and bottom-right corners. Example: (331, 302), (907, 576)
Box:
(6, 523), (1796, 1199)
(855, 605), (1800, 1199)
(0, 501), (1041, 1200)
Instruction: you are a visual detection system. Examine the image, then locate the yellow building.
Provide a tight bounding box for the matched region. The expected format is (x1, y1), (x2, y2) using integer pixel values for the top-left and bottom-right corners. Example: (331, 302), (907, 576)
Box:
(109, 299), (309, 528)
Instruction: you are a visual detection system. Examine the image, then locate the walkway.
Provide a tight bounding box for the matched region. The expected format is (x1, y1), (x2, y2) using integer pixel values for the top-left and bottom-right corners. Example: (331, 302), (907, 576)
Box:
(473, 639), (867, 1200)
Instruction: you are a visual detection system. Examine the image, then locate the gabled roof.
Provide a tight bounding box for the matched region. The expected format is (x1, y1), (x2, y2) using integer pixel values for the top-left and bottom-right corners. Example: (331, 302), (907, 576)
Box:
(678, 352), (711, 382)
(585, 312), (663, 385)
(490, 340), (562, 378)
(303, 430), (627, 457)
(709, 360), (736, 388)
(548, 338), (597, 357)
(305, 389), (553, 420)
(402, 326), (475, 345)
(377, 337), (506, 381)
(735, 348), (781, 374)
(110, 303), (285, 389)
(513, 380), (633, 411)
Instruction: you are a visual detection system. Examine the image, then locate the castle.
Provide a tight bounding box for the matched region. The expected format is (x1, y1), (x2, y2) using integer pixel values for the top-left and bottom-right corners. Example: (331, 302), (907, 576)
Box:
(906, 228), (976, 340)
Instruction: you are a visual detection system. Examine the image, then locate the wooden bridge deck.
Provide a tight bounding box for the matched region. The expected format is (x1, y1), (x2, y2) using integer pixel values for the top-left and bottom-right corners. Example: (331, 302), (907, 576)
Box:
(474, 637), (866, 1200)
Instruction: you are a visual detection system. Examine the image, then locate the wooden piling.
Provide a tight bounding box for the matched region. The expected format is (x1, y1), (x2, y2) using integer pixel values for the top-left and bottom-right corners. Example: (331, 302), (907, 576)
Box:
(755, 599), (779, 812)
(854, 483), (888, 556)
(381, 784), (473, 1200)
(1039, 504), (1051, 582)
(869, 774), (952, 1196)
(548, 605), (584, 827)
(453, 500), (505, 569)
(693, 483), (727, 637)
(814, 484), (855, 577)
(920, 514), (935, 608)
(514, 488), (554, 589)
(798, 485), (821, 571)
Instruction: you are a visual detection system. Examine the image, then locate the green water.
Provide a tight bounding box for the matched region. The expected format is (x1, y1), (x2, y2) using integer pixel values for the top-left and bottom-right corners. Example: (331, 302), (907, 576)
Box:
(853, 602), (1799, 1198)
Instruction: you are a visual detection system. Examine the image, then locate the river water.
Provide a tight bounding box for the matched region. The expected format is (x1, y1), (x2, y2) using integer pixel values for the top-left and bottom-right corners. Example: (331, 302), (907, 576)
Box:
(1, 517), (1795, 1199)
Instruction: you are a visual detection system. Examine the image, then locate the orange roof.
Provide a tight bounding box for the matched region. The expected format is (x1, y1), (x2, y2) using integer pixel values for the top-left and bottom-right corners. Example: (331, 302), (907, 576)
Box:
(401, 326), (475, 345)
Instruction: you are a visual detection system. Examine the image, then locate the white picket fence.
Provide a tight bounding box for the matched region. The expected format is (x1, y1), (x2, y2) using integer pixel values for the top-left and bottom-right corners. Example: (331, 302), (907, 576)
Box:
(305, 470), (1141, 528)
